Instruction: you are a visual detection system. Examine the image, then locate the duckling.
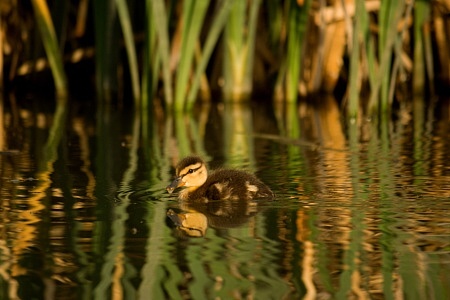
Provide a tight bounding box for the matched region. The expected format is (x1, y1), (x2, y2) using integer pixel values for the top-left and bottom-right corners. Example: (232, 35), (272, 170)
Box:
(166, 156), (274, 201)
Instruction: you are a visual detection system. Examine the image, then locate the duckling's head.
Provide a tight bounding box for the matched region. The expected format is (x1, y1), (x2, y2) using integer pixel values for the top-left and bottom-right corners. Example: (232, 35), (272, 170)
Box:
(166, 156), (208, 196)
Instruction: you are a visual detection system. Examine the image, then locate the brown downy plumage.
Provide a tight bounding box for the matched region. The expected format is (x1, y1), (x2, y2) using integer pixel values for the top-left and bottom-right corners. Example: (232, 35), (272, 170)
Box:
(166, 156), (274, 201)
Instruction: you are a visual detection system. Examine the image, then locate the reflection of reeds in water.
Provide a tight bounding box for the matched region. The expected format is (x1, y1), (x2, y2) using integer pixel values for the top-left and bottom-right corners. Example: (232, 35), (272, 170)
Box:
(171, 105), (210, 159)
(10, 96), (67, 274)
(1, 93), (450, 298)
(223, 103), (255, 168)
(94, 110), (140, 299)
(272, 96), (450, 297)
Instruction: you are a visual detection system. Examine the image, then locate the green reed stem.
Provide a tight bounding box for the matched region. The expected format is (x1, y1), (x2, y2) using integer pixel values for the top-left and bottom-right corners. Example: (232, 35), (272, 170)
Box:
(174, 0), (210, 111)
(347, 0), (364, 120)
(186, 0), (233, 110)
(142, 0), (163, 115)
(150, 0), (173, 108)
(389, 1), (414, 109)
(30, 0), (67, 97)
(368, 0), (405, 115)
(378, 0), (396, 110)
(378, 0), (409, 113)
(413, 0), (430, 96)
(93, 0), (119, 102)
(223, 0), (247, 100)
(141, 1), (152, 118)
(245, 0), (260, 93)
(222, 0), (261, 101)
(285, 0), (311, 103)
(116, 0), (141, 107)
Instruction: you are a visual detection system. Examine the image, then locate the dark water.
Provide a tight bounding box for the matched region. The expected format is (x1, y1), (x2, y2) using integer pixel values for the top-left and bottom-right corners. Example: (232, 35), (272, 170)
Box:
(1, 94), (450, 299)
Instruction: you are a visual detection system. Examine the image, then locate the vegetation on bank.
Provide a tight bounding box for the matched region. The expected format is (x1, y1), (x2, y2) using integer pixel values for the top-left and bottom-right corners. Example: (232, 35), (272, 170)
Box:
(0, 0), (449, 118)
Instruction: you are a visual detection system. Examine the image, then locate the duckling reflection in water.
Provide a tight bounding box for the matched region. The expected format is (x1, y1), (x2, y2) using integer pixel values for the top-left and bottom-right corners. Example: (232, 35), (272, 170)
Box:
(167, 209), (207, 237)
(167, 197), (261, 237)
(166, 156), (274, 201)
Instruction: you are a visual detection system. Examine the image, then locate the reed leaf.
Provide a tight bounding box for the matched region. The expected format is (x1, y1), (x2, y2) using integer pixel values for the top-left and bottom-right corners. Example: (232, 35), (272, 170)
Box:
(174, 0), (210, 111)
(186, 0), (233, 110)
(368, 0), (405, 114)
(141, 5), (152, 117)
(142, 0), (157, 109)
(223, 0), (247, 100)
(285, 0), (311, 102)
(30, 0), (67, 97)
(223, 0), (261, 101)
(142, 0), (165, 120)
(93, 0), (119, 102)
(150, 0), (173, 108)
(285, 1), (300, 103)
(412, 1), (431, 172)
(379, 0), (406, 112)
(389, 2), (414, 108)
(357, 0), (377, 106)
(245, 0), (260, 90)
(347, 0), (364, 120)
(413, 0), (431, 96)
(115, 0), (141, 106)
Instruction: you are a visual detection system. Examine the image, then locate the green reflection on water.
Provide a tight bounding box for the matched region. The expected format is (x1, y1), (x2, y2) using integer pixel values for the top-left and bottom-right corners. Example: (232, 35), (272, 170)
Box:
(1, 95), (450, 299)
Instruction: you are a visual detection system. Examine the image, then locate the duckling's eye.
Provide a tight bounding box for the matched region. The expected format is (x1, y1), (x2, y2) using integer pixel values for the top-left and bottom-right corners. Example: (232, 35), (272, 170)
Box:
(188, 169), (194, 174)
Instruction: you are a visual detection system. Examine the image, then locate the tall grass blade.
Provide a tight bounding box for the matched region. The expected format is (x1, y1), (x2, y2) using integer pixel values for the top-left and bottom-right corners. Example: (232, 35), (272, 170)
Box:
(93, 0), (119, 102)
(368, 1), (405, 114)
(223, 0), (261, 101)
(142, 0), (155, 108)
(186, 0), (233, 110)
(413, 0), (431, 96)
(116, 0), (141, 106)
(174, 0), (210, 111)
(347, 0), (365, 120)
(285, 0), (311, 102)
(30, 0), (67, 97)
(223, 0), (246, 100)
(378, 0), (395, 109)
(412, 3), (431, 183)
(142, 1), (162, 118)
(379, 0), (407, 113)
(150, 0), (173, 108)
(389, 2), (414, 108)
(245, 0), (260, 94)
(364, 27), (377, 94)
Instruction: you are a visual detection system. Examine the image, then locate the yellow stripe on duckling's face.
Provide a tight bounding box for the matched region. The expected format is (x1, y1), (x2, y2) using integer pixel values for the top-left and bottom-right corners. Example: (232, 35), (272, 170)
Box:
(178, 162), (202, 177)
(177, 162), (207, 188)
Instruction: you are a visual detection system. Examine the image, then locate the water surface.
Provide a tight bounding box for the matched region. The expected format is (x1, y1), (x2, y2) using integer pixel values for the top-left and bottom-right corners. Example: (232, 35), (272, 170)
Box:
(1, 95), (449, 299)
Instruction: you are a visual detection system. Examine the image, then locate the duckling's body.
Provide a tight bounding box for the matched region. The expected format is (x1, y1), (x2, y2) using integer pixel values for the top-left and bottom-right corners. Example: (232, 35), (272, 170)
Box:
(167, 156), (273, 201)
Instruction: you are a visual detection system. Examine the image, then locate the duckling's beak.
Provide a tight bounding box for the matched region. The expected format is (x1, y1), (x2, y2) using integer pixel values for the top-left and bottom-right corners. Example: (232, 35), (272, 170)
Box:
(166, 176), (185, 194)
(167, 209), (183, 225)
